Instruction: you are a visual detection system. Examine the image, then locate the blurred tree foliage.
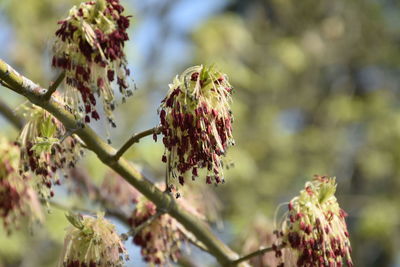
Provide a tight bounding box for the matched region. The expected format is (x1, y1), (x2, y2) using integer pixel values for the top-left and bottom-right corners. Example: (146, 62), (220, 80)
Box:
(191, 0), (400, 266)
(1, 0), (400, 266)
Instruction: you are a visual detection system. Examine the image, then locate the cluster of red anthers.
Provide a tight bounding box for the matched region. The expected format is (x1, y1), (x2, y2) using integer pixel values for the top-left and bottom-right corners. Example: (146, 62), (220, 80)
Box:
(130, 195), (186, 265)
(52, 0), (132, 127)
(17, 101), (83, 198)
(0, 137), (43, 233)
(274, 175), (353, 267)
(159, 65), (234, 188)
(0, 177), (23, 231)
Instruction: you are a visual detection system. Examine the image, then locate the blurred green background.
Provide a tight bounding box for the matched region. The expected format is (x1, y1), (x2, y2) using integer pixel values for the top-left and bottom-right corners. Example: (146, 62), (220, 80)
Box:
(1, 0), (400, 266)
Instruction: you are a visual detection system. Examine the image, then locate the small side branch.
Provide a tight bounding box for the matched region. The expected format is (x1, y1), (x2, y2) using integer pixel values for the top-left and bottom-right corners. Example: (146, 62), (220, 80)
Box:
(232, 244), (286, 265)
(188, 236), (210, 253)
(114, 125), (162, 160)
(0, 98), (24, 130)
(121, 210), (164, 240)
(43, 71), (65, 100)
(0, 79), (16, 91)
(48, 200), (98, 214)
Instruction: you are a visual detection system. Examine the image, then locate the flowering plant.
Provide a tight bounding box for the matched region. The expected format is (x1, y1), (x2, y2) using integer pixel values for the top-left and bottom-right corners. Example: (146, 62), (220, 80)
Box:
(60, 212), (128, 267)
(0, 137), (43, 233)
(159, 65), (234, 187)
(18, 100), (83, 198)
(274, 175), (353, 267)
(53, 0), (132, 126)
(130, 195), (187, 265)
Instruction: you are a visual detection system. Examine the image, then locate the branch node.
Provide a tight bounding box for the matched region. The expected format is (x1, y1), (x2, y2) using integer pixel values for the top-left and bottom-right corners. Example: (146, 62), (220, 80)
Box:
(121, 210), (164, 241)
(42, 71), (65, 101)
(100, 154), (118, 166)
(60, 125), (81, 143)
(0, 99), (25, 129)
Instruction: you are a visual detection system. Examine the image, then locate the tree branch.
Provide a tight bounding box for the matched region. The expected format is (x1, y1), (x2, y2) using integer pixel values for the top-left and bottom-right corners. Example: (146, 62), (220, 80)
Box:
(0, 98), (24, 130)
(232, 244), (286, 265)
(0, 58), (241, 266)
(188, 236), (210, 253)
(69, 168), (212, 257)
(43, 71), (65, 100)
(114, 126), (161, 160)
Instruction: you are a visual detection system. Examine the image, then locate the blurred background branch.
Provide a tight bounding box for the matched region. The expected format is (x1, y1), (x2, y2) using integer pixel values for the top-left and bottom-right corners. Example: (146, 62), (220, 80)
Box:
(0, 97), (24, 130)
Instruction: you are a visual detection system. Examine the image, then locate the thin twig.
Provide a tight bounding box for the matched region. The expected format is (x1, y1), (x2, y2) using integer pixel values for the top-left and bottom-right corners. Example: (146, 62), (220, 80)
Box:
(188, 237), (210, 253)
(0, 79), (16, 90)
(75, 138), (89, 149)
(114, 125), (162, 160)
(48, 200), (98, 214)
(121, 210), (164, 240)
(232, 244), (286, 265)
(43, 71), (65, 100)
(49, 198), (129, 225)
(0, 98), (24, 129)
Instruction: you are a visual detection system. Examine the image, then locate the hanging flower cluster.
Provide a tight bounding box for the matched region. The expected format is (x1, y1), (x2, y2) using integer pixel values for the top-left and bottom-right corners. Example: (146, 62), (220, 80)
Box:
(274, 175), (353, 267)
(60, 212), (128, 267)
(52, 0), (132, 126)
(130, 195), (187, 265)
(159, 65), (234, 187)
(18, 101), (83, 198)
(0, 137), (43, 233)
